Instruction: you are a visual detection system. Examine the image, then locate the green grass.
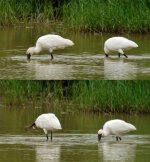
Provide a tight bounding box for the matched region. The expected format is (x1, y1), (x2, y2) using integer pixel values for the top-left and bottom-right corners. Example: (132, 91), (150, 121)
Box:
(1, 0), (150, 32)
(0, 81), (150, 114)
(71, 81), (150, 113)
(62, 0), (150, 33)
(0, 0), (54, 26)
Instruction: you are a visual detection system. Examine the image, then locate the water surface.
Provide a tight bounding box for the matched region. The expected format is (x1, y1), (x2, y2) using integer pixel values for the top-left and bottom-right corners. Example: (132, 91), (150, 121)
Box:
(0, 27), (150, 79)
(0, 107), (150, 162)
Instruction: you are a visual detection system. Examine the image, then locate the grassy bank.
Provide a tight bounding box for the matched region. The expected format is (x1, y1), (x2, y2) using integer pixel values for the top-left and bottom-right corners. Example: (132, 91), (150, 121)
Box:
(63, 0), (150, 33)
(0, 0), (54, 26)
(0, 80), (150, 114)
(1, 0), (150, 33)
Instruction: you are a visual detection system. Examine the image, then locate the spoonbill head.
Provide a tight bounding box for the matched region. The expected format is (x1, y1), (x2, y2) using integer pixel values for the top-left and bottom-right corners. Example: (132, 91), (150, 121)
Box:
(26, 34), (74, 60)
(104, 37), (138, 58)
(98, 119), (136, 141)
(26, 47), (35, 60)
(25, 113), (62, 141)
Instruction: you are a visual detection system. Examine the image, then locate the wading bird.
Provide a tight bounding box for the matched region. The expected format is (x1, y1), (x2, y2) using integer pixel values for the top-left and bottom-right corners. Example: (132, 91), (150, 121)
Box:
(98, 119), (136, 141)
(25, 113), (62, 141)
(26, 34), (74, 60)
(104, 37), (138, 58)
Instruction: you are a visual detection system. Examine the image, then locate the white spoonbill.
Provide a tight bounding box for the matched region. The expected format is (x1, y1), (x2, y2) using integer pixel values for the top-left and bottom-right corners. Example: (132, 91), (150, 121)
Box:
(26, 34), (74, 60)
(25, 113), (62, 141)
(104, 37), (138, 58)
(98, 119), (136, 141)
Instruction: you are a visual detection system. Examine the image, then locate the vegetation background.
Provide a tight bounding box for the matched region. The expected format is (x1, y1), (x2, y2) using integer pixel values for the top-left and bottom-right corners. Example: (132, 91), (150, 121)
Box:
(1, 0), (150, 33)
(0, 80), (149, 114)
(0, 2), (149, 113)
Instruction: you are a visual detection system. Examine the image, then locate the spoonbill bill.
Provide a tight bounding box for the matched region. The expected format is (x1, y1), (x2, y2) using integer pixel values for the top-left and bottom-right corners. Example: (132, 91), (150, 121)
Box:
(104, 37), (138, 58)
(25, 113), (62, 141)
(98, 119), (136, 141)
(26, 34), (74, 60)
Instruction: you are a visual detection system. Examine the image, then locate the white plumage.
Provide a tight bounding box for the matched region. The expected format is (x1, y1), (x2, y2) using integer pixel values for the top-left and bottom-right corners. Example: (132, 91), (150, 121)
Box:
(104, 37), (138, 58)
(26, 34), (74, 60)
(98, 119), (136, 141)
(26, 113), (62, 141)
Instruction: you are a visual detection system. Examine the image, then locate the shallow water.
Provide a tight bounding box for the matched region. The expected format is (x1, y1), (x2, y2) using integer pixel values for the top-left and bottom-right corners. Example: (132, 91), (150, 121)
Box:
(0, 27), (150, 79)
(0, 107), (150, 162)
(0, 134), (150, 162)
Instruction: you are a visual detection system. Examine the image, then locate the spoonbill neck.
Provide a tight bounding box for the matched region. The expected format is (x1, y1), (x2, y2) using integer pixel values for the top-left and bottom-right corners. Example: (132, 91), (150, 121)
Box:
(34, 45), (42, 54)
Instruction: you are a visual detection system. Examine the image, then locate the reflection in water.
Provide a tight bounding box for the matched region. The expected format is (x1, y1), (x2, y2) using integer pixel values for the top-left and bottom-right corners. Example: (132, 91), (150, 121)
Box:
(104, 58), (137, 79)
(27, 59), (74, 80)
(98, 141), (136, 162)
(0, 134), (150, 162)
(25, 54), (102, 80)
(36, 145), (60, 162)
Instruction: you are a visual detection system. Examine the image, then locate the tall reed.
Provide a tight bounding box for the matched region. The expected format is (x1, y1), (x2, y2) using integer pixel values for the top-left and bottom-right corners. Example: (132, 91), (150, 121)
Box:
(0, 81), (150, 114)
(0, 0), (54, 26)
(71, 81), (150, 113)
(63, 0), (150, 33)
(1, 0), (150, 32)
